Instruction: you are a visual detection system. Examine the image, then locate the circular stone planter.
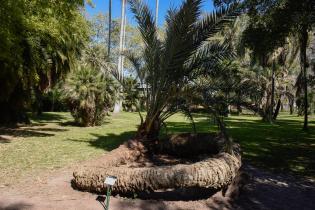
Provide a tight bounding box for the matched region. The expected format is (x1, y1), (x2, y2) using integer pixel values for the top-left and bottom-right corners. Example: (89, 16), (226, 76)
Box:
(72, 133), (241, 197)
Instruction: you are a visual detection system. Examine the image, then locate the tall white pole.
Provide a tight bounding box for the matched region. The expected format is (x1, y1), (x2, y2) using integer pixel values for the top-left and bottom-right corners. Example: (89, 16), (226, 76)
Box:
(117, 0), (126, 81)
(114, 0), (126, 113)
(108, 0), (112, 57)
(121, 12), (127, 79)
(155, 0), (159, 27)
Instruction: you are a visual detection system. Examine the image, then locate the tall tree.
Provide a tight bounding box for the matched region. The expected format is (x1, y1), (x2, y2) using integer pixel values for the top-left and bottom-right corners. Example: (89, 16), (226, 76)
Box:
(108, 0), (112, 56)
(215, 0), (315, 130)
(114, 0), (127, 113)
(0, 0), (89, 123)
(155, 0), (159, 27)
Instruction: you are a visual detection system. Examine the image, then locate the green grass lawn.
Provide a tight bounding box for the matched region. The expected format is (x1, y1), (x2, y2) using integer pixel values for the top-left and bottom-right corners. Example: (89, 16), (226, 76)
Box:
(226, 114), (315, 178)
(1, 112), (315, 186)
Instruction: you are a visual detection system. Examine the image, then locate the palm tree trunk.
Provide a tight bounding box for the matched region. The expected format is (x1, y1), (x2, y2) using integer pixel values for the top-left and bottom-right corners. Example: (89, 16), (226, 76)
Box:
(107, 0), (112, 57)
(136, 116), (161, 142)
(300, 26), (308, 130)
(118, 0), (126, 81)
(73, 147), (241, 194)
(114, 0), (126, 113)
(155, 0), (159, 27)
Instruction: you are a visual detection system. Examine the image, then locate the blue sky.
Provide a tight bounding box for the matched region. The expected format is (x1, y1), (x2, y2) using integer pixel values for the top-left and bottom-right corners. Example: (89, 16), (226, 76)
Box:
(85, 0), (215, 26)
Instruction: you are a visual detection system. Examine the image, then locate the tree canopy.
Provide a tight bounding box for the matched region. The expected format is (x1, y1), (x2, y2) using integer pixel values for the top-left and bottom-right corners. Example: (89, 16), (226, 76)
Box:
(0, 0), (89, 123)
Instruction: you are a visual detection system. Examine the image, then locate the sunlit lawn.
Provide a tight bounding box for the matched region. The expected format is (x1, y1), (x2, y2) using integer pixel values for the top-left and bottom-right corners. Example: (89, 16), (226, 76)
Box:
(1, 112), (315, 186)
(226, 114), (315, 178)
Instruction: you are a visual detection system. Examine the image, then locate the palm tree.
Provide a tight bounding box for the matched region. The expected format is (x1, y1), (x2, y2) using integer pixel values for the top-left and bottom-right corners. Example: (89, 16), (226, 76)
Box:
(114, 0), (127, 113)
(155, 0), (159, 26)
(73, 0), (241, 194)
(64, 65), (117, 126)
(127, 0), (236, 140)
(107, 0), (112, 56)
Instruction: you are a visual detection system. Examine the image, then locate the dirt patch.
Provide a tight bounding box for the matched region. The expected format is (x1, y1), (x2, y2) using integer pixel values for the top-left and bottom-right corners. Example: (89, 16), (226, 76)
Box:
(0, 161), (314, 210)
(235, 164), (315, 210)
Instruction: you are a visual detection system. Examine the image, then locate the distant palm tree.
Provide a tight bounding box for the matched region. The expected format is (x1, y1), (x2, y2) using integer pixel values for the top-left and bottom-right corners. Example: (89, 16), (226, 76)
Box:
(108, 0), (112, 57)
(114, 0), (127, 113)
(118, 0), (126, 80)
(155, 0), (159, 27)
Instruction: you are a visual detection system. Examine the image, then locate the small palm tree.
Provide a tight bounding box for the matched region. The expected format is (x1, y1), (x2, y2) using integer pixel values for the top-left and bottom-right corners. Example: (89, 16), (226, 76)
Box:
(72, 0), (242, 195)
(127, 0), (236, 140)
(64, 65), (117, 126)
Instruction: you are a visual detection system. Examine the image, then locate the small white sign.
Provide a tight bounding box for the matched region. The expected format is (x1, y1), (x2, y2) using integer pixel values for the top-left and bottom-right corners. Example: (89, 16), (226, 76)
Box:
(104, 176), (117, 186)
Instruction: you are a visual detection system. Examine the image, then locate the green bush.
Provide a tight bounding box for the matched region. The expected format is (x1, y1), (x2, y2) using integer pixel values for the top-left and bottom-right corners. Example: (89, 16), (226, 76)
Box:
(64, 65), (118, 126)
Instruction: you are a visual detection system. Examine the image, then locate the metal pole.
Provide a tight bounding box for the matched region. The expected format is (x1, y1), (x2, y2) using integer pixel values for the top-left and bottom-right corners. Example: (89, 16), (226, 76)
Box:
(105, 186), (112, 210)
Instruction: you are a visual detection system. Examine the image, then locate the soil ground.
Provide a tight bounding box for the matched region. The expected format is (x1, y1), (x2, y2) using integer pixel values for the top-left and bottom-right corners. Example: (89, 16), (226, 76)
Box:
(1, 159), (314, 210)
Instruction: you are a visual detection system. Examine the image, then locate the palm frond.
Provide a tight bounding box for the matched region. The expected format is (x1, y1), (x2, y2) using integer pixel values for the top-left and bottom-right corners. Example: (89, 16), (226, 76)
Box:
(192, 3), (239, 48)
(123, 50), (145, 81)
(186, 41), (235, 74)
(160, 0), (203, 80)
(128, 0), (159, 48)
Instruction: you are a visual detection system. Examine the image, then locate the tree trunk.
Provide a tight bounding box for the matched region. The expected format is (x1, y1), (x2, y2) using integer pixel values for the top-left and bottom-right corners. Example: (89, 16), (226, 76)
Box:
(273, 99), (281, 120)
(0, 101), (29, 124)
(270, 61), (276, 122)
(155, 0), (159, 27)
(262, 90), (272, 122)
(136, 117), (161, 142)
(236, 104), (242, 115)
(73, 146), (241, 194)
(300, 26), (308, 130)
(35, 88), (43, 116)
(114, 0), (126, 113)
(289, 96), (294, 114)
(107, 0), (112, 57)
(0, 83), (30, 124)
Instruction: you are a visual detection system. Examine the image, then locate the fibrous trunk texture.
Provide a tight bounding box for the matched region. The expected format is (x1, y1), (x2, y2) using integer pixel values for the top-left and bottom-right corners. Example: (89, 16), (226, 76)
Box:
(72, 135), (241, 194)
(73, 150), (241, 194)
(77, 140), (147, 169)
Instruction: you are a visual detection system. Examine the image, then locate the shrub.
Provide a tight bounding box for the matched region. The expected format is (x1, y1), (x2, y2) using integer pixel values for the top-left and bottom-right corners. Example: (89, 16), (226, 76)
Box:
(64, 65), (117, 126)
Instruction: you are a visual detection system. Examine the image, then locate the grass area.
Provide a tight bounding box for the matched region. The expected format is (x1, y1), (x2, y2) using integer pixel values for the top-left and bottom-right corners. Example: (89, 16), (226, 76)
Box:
(0, 112), (140, 185)
(167, 113), (315, 178)
(226, 114), (315, 178)
(1, 112), (315, 186)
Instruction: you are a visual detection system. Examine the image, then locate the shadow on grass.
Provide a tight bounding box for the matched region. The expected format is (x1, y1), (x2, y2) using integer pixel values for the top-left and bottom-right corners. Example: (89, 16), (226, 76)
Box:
(225, 117), (315, 178)
(29, 112), (68, 123)
(164, 115), (315, 178)
(59, 120), (110, 127)
(59, 121), (83, 127)
(0, 127), (55, 140)
(67, 131), (136, 151)
(26, 127), (68, 132)
(89, 132), (136, 151)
